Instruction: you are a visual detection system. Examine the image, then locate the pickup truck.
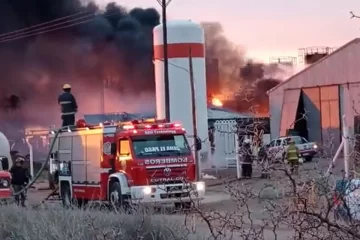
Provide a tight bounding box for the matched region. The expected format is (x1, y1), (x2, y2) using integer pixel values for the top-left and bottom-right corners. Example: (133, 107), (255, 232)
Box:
(264, 136), (318, 162)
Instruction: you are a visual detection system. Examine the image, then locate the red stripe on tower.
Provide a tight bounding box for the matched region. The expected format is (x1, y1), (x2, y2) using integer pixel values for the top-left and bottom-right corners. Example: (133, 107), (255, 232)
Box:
(154, 43), (205, 59)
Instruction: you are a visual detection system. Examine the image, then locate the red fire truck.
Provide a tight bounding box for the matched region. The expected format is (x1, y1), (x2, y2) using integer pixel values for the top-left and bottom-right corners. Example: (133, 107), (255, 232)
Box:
(0, 132), (13, 201)
(48, 118), (205, 208)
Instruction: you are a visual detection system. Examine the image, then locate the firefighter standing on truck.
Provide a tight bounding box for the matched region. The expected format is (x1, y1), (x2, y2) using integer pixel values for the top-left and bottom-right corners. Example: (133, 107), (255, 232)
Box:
(58, 84), (78, 127)
(286, 139), (300, 174)
(10, 157), (30, 207)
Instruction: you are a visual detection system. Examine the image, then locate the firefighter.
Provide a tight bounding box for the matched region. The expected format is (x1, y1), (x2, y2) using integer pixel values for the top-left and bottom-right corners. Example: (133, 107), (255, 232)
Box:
(259, 142), (270, 178)
(286, 139), (300, 174)
(208, 126), (215, 154)
(58, 84), (78, 127)
(10, 157), (30, 207)
(240, 139), (253, 178)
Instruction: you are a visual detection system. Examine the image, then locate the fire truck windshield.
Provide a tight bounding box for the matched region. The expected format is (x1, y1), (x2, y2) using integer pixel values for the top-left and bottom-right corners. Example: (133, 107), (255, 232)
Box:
(132, 134), (191, 158)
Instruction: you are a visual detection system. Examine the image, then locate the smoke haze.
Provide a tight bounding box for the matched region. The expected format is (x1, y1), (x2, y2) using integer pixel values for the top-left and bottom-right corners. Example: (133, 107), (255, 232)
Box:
(0, 1), (293, 138)
(0, 1), (160, 135)
(202, 22), (298, 115)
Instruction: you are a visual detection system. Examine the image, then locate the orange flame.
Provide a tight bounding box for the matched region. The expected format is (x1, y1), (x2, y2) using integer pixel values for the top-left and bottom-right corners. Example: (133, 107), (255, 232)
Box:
(211, 97), (223, 107)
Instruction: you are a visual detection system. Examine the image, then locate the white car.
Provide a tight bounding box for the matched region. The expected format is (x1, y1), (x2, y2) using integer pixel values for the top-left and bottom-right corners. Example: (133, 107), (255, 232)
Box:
(266, 136), (318, 162)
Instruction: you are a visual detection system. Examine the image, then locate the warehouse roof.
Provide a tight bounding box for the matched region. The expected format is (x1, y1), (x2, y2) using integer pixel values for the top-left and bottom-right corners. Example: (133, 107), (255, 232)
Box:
(207, 106), (254, 119)
(84, 107), (254, 124)
(267, 38), (360, 94)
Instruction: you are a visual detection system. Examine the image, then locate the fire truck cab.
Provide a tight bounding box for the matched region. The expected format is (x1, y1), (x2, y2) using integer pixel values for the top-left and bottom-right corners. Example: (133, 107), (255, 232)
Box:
(49, 119), (205, 207)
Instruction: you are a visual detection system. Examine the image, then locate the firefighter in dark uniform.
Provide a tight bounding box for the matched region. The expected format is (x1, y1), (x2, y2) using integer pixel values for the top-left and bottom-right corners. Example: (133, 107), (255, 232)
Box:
(58, 84), (78, 127)
(10, 157), (31, 207)
(240, 139), (253, 178)
(208, 126), (215, 154)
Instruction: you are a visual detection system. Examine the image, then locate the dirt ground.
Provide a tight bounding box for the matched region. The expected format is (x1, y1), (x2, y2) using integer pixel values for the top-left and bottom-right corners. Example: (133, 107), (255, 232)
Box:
(21, 159), (342, 240)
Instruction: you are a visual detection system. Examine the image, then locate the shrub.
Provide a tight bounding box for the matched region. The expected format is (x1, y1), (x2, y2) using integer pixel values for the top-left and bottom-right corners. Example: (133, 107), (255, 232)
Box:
(0, 204), (198, 240)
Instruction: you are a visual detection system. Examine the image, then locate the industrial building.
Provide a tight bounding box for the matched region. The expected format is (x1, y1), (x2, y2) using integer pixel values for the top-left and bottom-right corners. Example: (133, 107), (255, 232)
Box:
(268, 38), (360, 152)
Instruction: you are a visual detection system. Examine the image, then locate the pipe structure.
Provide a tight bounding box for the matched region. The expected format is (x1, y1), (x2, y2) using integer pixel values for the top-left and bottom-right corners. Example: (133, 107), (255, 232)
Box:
(13, 126), (67, 196)
(235, 136), (241, 179)
(326, 140), (344, 176)
(343, 115), (350, 179)
(188, 48), (201, 180)
(161, 0), (170, 121)
(325, 115), (350, 178)
(25, 137), (34, 178)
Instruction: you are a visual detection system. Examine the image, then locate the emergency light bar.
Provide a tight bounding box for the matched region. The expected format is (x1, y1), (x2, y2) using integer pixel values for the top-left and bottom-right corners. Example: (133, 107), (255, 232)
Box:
(59, 118), (181, 133)
(130, 118), (167, 124)
(122, 122), (181, 130)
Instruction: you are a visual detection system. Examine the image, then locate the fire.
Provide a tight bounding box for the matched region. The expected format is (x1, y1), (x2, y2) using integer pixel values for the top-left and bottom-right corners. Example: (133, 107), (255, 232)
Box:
(211, 97), (223, 107)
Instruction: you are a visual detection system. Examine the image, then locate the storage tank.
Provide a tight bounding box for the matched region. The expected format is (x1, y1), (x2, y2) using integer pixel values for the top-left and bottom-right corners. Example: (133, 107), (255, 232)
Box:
(153, 20), (209, 166)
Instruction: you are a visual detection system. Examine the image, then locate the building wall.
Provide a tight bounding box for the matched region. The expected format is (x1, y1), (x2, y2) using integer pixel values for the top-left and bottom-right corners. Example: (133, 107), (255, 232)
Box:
(343, 83), (360, 140)
(302, 87), (322, 143)
(269, 39), (360, 144)
(319, 85), (341, 152)
(271, 84), (360, 146)
(269, 39), (360, 95)
(269, 92), (283, 139)
(279, 89), (301, 136)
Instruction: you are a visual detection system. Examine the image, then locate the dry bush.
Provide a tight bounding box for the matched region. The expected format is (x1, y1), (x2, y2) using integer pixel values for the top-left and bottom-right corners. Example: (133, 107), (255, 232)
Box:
(188, 125), (360, 240)
(0, 204), (201, 240)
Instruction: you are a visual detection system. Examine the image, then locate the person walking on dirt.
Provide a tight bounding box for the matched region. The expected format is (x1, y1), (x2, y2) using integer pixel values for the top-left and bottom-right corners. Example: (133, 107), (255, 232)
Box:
(286, 139), (300, 174)
(58, 84), (78, 127)
(240, 139), (253, 178)
(10, 157), (31, 207)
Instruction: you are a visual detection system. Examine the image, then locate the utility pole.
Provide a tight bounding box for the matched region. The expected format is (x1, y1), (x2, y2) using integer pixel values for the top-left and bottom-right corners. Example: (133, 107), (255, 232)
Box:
(189, 48), (201, 180)
(101, 79), (105, 114)
(157, 0), (171, 121)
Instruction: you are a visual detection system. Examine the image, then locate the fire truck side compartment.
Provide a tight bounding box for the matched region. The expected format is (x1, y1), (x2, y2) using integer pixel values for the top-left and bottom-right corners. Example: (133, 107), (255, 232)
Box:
(54, 130), (109, 200)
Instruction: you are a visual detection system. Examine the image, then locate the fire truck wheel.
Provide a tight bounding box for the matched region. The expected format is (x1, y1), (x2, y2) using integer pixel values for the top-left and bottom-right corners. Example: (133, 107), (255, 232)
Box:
(61, 184), (72, 208)
(109, 182), (123, 208)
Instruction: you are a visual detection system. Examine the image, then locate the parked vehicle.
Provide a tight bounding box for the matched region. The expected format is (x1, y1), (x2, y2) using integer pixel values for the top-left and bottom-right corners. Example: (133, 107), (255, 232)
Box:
(265, 136), (318, 162)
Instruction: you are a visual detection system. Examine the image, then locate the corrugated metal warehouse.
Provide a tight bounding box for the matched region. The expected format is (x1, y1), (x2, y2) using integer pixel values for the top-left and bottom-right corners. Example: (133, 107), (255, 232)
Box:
(268, 38), (360, 151)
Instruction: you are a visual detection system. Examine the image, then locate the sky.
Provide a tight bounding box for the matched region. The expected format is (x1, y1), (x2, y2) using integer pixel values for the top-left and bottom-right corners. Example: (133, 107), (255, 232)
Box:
(96, 0), (360, 63)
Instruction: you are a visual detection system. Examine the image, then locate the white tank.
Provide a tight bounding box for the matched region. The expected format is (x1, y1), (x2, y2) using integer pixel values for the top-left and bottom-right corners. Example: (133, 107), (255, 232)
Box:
(0, 132), (12, 170)
(153, 20), (209, 166)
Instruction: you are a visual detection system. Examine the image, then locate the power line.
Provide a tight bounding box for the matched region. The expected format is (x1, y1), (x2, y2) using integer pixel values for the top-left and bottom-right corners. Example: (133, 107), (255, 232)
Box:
(0, 13), (96, 42)
(0, 12), (118, 44)
(0, 17), (92, 43)
(0, 10), (94, 39)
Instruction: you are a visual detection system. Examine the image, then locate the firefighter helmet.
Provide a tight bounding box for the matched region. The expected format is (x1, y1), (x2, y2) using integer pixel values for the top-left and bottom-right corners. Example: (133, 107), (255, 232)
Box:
(15, 157), (25, 163)
(63, 84), (71, 90)
(76, 119), (87, 128)
(243, 139), (251, 144)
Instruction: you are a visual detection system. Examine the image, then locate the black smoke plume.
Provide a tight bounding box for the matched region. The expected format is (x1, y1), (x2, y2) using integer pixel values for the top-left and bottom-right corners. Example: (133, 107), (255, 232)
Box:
(0, 1), (290, 141)
(0, 1), (160, 138)
(202, 22), (296, 115)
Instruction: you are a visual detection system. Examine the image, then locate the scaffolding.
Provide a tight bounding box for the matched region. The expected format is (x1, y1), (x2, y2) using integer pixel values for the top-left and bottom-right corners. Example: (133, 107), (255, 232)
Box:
(298, 47), (336, 65)
(269, 56), (297, 66)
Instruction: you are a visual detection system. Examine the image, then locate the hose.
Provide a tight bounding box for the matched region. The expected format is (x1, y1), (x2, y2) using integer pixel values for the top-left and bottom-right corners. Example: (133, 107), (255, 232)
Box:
(12, 126), (68, 197)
